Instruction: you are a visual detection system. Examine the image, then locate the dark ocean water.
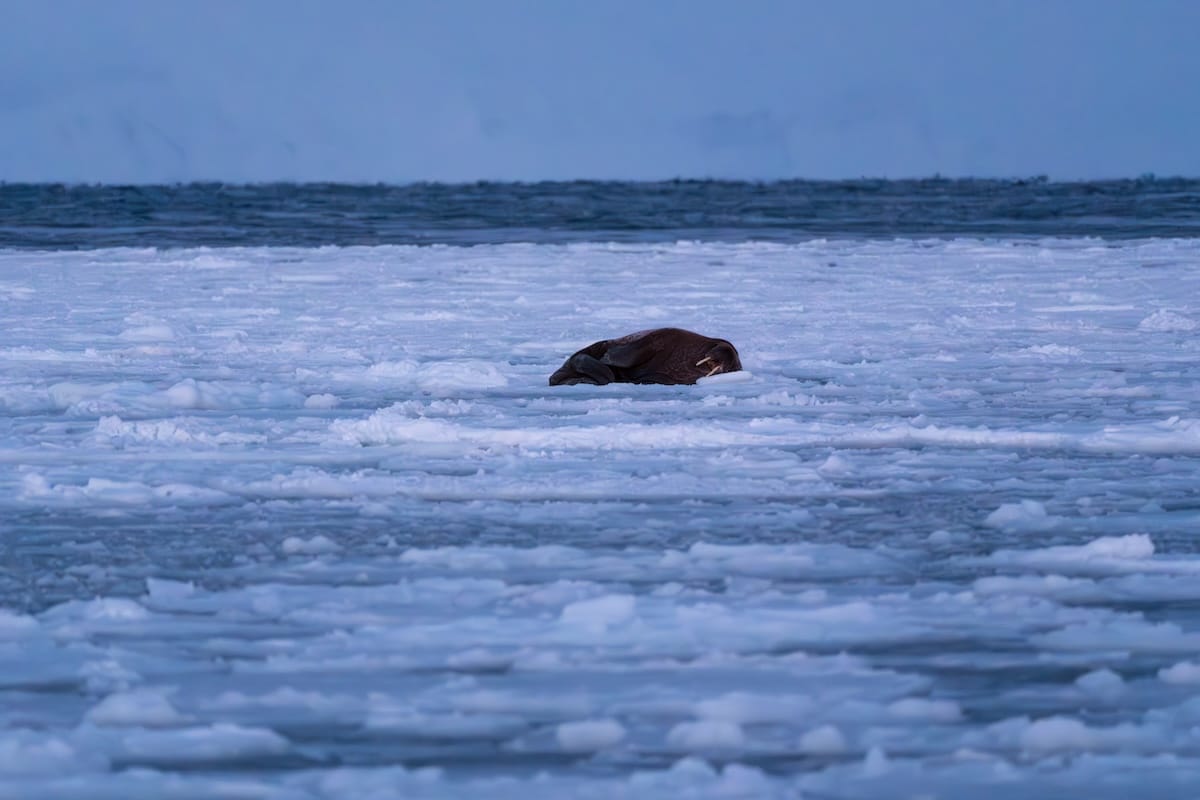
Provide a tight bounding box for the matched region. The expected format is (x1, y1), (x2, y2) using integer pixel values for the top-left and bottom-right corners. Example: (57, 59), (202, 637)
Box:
(2, 177), (1199, 249)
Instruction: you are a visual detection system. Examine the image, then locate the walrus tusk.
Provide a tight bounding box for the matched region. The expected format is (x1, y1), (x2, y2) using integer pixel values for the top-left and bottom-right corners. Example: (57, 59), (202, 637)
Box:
(698, 355), (722, 376)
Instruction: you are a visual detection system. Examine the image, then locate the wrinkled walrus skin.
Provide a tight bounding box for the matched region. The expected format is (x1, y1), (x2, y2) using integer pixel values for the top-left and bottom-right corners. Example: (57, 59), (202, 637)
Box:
(548, 328), (742, 386)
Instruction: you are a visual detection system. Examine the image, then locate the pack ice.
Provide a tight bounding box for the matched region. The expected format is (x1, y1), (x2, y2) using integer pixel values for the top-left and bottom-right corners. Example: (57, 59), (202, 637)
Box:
(2, 239), (1200, 798)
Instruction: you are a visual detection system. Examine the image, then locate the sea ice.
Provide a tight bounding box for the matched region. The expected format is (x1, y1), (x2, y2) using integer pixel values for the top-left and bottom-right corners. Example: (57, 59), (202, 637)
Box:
(3, 238), (1200, 797)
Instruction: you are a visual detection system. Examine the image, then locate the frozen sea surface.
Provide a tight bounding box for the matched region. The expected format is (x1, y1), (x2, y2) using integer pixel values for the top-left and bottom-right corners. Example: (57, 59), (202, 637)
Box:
(2, 238), (1200, 798)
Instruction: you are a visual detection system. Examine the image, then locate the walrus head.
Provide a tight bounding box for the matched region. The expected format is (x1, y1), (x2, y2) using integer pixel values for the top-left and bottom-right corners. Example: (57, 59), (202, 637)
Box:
(695, 341), (741, 378)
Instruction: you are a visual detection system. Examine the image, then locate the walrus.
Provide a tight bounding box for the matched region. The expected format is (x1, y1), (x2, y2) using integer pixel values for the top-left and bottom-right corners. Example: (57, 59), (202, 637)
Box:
(548, 328), (742, 386)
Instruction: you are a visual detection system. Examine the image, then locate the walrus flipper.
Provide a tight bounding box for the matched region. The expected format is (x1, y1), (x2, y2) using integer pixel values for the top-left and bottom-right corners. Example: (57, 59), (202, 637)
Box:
(571, 354), (616, 385)
(548, 353), (616, 386)
(599, 340), (657, 369)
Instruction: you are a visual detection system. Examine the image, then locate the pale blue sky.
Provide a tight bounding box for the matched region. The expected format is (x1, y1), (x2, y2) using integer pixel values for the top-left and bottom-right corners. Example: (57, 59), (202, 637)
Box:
(2, 0), (1197, 183)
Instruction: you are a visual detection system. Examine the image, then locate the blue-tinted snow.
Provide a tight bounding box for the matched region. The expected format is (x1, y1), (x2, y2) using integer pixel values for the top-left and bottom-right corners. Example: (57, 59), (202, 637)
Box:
(2, 238), (1200, 798)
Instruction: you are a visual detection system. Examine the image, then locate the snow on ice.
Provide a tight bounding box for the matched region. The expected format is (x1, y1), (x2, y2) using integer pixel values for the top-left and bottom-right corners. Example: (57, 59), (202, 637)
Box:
(2, 238), (1200, 797)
